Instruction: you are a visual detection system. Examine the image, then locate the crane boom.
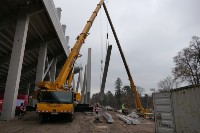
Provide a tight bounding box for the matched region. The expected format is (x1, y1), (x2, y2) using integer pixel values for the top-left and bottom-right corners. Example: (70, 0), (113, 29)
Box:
(37, 0), (105, 90)
(103, 3), (145, 114)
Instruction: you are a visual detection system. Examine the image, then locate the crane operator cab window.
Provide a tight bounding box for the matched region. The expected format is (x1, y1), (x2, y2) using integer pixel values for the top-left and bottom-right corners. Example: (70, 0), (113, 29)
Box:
(38, 91), (73, 104)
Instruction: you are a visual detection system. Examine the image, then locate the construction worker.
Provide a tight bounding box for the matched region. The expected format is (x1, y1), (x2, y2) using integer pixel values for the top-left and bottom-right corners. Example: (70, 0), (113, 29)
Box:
(19, 103), (26, 118)
(93, 103), (100, 120)
(122, 104), (125, 115)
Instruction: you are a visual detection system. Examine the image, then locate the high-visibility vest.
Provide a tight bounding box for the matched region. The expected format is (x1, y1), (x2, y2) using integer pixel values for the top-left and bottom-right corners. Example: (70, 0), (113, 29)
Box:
(20, 105), (26, 112)
(93, 106), (100, 112)
(122, 104), (125, 110)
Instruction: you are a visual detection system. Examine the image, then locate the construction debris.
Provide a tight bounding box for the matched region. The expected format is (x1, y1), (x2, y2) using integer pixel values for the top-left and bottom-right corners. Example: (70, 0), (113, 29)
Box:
(103, 112), (114, 123)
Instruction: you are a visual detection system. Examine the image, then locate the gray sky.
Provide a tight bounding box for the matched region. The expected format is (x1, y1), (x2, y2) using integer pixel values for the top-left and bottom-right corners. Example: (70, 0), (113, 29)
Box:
(54, 0), (200, 95)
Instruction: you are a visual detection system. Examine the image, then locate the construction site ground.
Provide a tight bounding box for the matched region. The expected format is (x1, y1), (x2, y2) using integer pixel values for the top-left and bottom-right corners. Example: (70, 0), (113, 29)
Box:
(0, 111), (155, 133)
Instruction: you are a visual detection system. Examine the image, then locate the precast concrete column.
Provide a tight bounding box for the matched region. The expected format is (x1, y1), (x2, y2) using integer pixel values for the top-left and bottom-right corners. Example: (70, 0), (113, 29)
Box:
(50, 58), (57, 82)
(26, 83), (30, 96)
(81, 65), (87, 104)
(76, 72), (80, 92)
(73, 78), (75, 91)
(86, 48), (91, 104)
(84, 93), (87, 104)
(1, 8), (29, 121)
(75, 68), (83, 92)
(66, 36), (69, 46)
(79, 67), (83, 92)
(34, 43), (47, 91)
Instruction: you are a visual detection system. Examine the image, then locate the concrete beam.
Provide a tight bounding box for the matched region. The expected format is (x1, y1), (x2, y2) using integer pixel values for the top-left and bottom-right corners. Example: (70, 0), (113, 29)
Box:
(0, 4), (43, 30)
(21, 63), (37, 75)
(25, 35), (56, 52)
(0, 63), (37, 85)
(29, 4), (44, 17)
(30, 21), (44, 41)
(19, 54), (63, 87)
(20, 77), (36, 87)
(0, 52), (12, 66)
(0, 32), (13, 44)
(1, 7), (29, 121)
(0, 13), (16, 30)
(42, 0), (70, 55)
(0, 36), (56, 66)
(0, 39), (12, 50)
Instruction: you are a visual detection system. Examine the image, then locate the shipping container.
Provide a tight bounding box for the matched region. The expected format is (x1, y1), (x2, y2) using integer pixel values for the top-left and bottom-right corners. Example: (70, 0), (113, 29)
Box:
(153, 85), (200, 133)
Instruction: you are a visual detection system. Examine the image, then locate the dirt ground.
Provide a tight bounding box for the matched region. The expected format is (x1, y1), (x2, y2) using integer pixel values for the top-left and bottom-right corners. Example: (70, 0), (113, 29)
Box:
(0, 111), (154, 133)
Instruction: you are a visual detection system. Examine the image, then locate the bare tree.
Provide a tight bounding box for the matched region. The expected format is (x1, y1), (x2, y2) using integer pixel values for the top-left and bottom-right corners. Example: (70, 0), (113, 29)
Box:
(105, 91), (114, 107)
(173, 36), (200, 85)
(157, 76), (179, 92)
(121, 85), (135, 109)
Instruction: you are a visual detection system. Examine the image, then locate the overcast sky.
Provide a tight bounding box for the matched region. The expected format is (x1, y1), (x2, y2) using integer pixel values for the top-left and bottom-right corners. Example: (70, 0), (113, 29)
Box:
(53, 0), (200, 95)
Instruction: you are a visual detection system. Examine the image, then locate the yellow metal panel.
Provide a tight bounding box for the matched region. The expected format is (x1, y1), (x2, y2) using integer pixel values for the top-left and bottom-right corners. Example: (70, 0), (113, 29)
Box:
(37, 103), (73, 112)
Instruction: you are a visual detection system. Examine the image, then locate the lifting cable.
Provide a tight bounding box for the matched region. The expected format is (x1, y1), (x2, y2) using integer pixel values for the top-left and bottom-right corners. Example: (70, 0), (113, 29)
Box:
(106, 0), (109, 50)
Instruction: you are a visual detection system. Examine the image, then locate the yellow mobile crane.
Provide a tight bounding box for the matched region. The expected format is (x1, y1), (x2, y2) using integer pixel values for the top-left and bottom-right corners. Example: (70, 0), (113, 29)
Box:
(103, 4), (152, 118)
(36, 0), (105, 121)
